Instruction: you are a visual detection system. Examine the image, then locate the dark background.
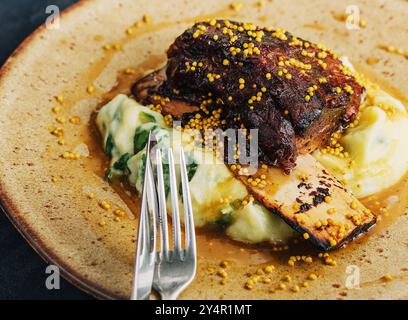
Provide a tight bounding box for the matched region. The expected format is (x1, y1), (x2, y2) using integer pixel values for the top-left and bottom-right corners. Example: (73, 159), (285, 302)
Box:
(0, 0), (91, 299)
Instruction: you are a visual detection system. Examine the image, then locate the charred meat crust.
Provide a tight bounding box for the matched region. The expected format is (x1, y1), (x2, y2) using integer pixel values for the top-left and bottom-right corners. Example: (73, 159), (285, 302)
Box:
(132, 20), (365, 172)
(132, 68), (199, 119)
(241, 105), (298, 170)
(234, 155), (376, 252)
(270, 206), (376, 252)
(132, 68), (166, 103)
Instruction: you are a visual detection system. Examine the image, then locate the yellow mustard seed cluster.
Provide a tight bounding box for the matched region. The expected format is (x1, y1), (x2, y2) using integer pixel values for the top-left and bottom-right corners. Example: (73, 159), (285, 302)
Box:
(193, 24), (208, 39)
(341, 63), (367, 88)
(207, 260), (230, 285)
(69, 117), (81, 126)
(48, 92), (82, 152)
(55, 116), (66, 124)
(382, 274), (394, 282)
(320, 131), (350, 158)
(181, 127), (225, 157)
(378, 103), (398, 117)
(245, 173), (268, 189)
(185, 61), (204, 72)
(52, 106), (61, 114)
(271, 244), (289, 252)
(49, 126), (64, 138)
(240, 195), (255, 207)
(280, 56), (312, 71)
(87, 86), (96, 94)
(61, 151), (81, 160)
(206, 72), (221, 82)
(142, 14), (152, 24)
(125, 14), (153, 35)
(187, 19), (361, 116)
(185, 109), (222, 131)
(229, 2), (244, 12)
(244, 264), (275, 290)
(163, 114), (173, 127)
(99, 200), (111, 210)
(366, 56), (379, 65)
(318, 253), (337, 266)
(381, 45), (408, 59)
(85, 193), (128, 227)
(103, 43), (122, 51)
(230, 163), (243, 172)
(218, 196), (233, 206)
(147, 103), (162, 113)
(114, 209), (126, 217)
(267, 272), (319, 294)
(147, 95), (171, 113)
(293, 213), (307, 225)
(55, 95), (64, 104)
(294, 198), (371, 247)
(288, 255), (313, 267)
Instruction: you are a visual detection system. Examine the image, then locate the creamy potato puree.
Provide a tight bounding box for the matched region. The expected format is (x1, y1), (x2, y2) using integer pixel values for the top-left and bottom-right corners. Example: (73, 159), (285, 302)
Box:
(313, 61), (408, 198)
(97, 94), (295, 244)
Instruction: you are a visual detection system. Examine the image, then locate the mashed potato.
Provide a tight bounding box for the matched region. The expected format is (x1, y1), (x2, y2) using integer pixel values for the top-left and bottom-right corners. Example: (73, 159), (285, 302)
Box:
(313, 67), (408, 198)
(97, 94), (295, 244)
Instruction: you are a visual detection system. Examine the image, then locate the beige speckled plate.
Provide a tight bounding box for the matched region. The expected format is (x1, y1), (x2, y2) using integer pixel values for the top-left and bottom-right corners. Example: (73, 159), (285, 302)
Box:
(1, 0), (408, 300)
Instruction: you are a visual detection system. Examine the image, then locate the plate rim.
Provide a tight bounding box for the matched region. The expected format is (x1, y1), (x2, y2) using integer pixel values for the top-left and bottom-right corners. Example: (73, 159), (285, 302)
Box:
(0, 0), (115, 300)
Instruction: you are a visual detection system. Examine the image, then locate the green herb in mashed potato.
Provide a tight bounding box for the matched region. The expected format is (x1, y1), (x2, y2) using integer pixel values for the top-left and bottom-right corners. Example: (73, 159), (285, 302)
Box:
(96, 94), (295, 245)
(105, 134), (115, 157)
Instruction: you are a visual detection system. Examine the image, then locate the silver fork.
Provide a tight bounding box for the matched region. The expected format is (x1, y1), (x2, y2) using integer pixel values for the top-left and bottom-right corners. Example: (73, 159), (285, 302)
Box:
(131, 134), (157, 300)
(153, 147), (197, 300)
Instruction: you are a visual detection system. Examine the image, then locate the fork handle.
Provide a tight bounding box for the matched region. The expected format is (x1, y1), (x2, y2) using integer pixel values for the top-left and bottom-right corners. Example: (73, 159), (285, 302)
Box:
(160, 292), (179, 300)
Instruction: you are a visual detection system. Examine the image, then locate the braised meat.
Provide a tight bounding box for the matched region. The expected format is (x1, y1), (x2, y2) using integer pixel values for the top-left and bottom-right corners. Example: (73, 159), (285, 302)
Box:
(132, 20), (365, 172)
(235, 154), (376, 251)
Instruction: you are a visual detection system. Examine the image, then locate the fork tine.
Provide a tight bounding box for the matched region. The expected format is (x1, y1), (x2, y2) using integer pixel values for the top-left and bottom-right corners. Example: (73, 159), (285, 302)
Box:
(179, 148), (196, 253)
(141, 189), (150, 254)
(156, 148), (170, 259)
(151, 146), (198, 300)
(131, 132), (157, 300)
(167, 148), (182, 256)
(131, 179), (149, 299)
(144, 132), (157, 254)
(145, 157), (157, 254)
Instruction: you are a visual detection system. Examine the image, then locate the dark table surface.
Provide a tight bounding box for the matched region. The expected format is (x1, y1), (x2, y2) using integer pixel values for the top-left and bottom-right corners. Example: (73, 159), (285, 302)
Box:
(0, 0), (92, 300)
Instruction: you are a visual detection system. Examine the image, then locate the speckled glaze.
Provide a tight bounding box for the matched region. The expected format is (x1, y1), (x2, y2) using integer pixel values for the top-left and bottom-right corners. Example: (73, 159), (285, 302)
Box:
(1, 0), (408, 299)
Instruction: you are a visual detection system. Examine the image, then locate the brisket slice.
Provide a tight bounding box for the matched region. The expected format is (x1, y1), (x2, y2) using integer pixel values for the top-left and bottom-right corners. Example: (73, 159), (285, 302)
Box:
(132, 20), (364, 172)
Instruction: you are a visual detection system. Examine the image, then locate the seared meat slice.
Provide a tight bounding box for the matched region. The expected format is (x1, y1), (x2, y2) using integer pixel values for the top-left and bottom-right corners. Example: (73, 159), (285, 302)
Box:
(234, 154), (376, 251)
(132, 20), (365, 172)
(133, 68), (199, 119)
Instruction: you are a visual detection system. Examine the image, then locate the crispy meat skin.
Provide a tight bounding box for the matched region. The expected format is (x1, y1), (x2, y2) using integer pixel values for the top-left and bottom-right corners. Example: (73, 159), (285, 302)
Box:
(132, 20), (365, 172)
